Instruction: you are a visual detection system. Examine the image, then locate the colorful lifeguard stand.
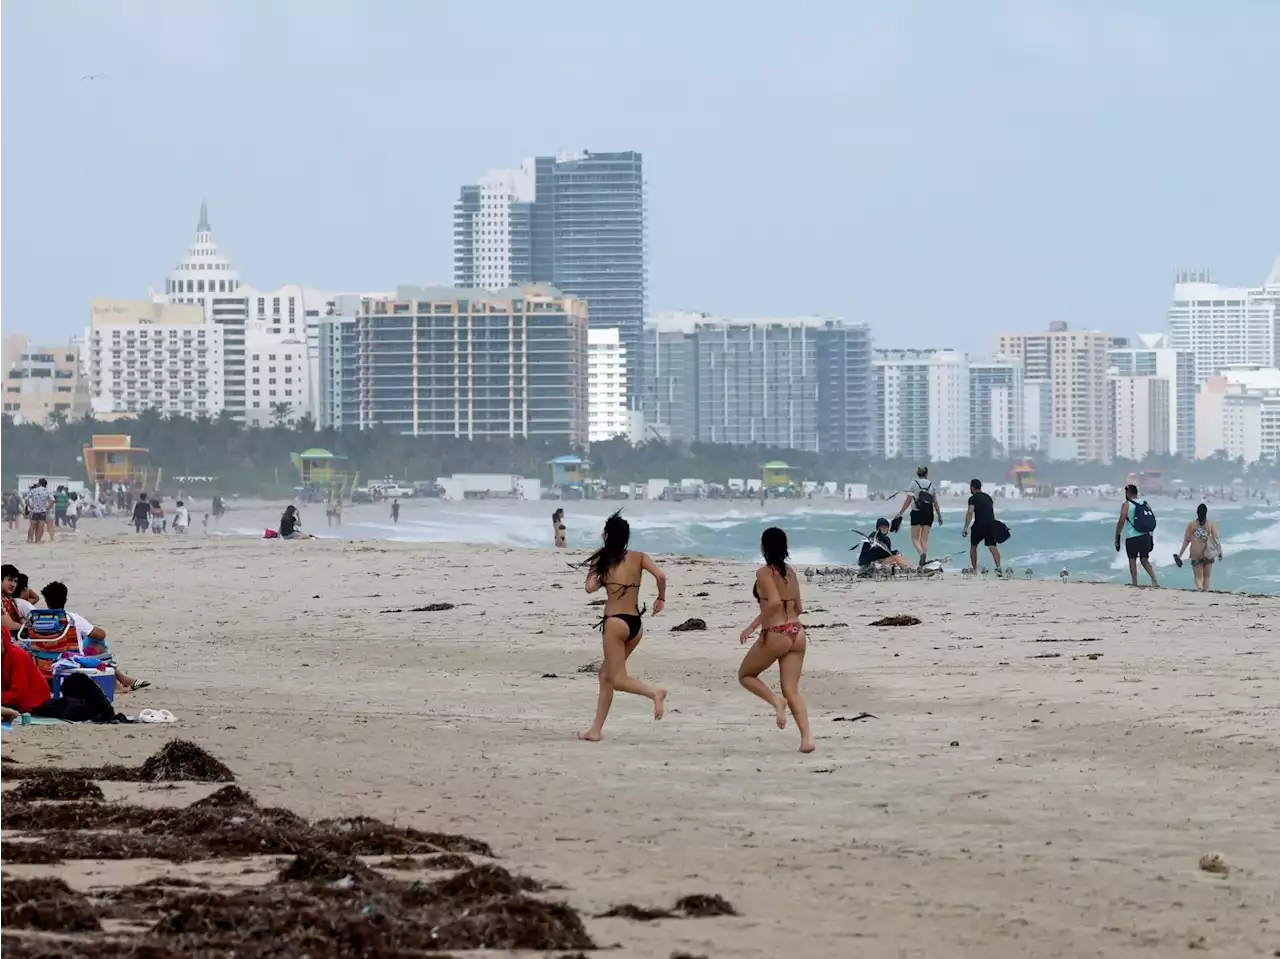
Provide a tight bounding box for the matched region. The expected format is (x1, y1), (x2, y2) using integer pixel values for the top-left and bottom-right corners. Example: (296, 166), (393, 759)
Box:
(761, 461), (793, 489)
(1009, 458), (1038, 492)
(290, 448), (358, 501)
(82, 434), (158, 494)
(548, 454), (586, 488)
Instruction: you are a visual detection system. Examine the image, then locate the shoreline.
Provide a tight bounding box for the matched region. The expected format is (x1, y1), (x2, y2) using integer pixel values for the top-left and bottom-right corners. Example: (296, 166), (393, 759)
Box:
(2, 536), (1277, 957)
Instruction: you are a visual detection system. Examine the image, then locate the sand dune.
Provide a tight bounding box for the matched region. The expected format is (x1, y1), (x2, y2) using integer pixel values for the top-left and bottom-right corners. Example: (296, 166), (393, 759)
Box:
(2, 527), (1277, 958)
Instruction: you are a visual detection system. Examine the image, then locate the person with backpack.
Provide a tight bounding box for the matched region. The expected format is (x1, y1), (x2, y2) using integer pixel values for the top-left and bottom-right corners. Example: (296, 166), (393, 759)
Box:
(892, 466), (943, 569)
(1115, 484), (1159, 588)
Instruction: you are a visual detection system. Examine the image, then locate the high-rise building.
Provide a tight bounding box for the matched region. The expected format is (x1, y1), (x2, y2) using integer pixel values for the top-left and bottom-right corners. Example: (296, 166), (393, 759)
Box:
(344, 285), (587, 442)
(872, 350), (970, 462)
(1112, 376), (1171, 461)
(967, 355), (1024, 457)
(639, 313), (872, 453)
(2, 335), (90, 426)
(161, 202), (249, 421)
(1167, 263), (1280, 382)
(587, 328), (629, 442)
(85, 299), (224, 419)
(1195, 367), (1280, 463)
(1022, 380), (1052, 453)
(454, 151), (646, 403)
(1108, 333), (1196, 457)
(994, 323), (1113, 462)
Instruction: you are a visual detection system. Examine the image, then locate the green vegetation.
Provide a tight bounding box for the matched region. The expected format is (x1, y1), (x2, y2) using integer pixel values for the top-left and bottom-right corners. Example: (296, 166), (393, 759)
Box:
(2, 411), (1270, 497)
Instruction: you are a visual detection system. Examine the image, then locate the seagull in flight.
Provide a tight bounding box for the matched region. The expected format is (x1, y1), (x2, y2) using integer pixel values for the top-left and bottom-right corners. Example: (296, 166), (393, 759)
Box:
(81, 74), (107, 81)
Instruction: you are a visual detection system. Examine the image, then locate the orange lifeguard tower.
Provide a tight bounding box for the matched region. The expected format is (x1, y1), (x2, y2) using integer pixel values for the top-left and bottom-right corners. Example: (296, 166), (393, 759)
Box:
(82, 434), (159, 494)
(1009, 458), (1038, 492)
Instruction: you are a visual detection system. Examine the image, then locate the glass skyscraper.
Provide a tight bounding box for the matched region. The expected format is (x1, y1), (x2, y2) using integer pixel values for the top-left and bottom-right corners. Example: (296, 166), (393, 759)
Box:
(455, 151), (646, 405)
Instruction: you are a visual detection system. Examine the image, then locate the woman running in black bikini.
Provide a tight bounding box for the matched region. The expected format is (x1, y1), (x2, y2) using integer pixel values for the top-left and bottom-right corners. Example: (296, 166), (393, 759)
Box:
(577, 511), (668, 742)
(738, 527), (814, 753)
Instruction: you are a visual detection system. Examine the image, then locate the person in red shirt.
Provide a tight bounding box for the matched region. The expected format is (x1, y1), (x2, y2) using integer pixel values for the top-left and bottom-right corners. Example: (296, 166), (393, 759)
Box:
(2, 626), (52, 715)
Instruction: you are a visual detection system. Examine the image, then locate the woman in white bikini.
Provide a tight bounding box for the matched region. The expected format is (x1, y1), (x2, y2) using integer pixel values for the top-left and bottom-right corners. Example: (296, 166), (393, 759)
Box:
(738, 527), (814, 753)
(577, 511), (667, 742)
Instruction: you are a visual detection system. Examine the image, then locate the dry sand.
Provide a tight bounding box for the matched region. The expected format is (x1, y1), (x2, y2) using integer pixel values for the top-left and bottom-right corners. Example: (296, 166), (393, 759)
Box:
(2, 527), (1278, 958)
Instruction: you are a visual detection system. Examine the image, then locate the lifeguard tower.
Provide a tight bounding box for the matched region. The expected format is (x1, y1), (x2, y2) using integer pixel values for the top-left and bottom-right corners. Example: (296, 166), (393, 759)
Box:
(548, 454), (587, 489)
(290, 448), (358, 501)
(1009, 458), (1040, 495)
(82, 435), (158, 496)
(761, 461), (793, 490)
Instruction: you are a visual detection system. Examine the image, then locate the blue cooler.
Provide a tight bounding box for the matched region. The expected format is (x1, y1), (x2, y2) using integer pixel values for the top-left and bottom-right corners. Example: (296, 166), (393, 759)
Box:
(51, 667), (116, 703)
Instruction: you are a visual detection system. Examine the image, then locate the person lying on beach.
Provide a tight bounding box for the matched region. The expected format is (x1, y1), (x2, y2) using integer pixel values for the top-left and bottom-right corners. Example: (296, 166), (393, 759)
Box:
(36, 581), (151, 694)
(577, 511), (667, 742)
(738, 527), (815, 753)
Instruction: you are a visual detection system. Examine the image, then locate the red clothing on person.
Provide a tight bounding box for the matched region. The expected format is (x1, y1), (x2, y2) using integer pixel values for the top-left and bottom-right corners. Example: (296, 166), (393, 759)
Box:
(2, 628), (52, 713)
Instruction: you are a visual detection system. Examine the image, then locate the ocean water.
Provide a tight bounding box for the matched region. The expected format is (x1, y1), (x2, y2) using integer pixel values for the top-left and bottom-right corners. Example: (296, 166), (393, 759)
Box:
(226, 499), (1280, 596)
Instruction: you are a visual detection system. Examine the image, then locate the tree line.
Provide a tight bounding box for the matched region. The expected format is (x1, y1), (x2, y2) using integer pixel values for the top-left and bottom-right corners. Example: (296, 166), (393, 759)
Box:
(2, 410), (1269, 498)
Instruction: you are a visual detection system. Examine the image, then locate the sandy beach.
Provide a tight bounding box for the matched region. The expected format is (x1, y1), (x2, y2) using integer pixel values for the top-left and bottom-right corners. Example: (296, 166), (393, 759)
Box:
(3, 526), (1278, 958)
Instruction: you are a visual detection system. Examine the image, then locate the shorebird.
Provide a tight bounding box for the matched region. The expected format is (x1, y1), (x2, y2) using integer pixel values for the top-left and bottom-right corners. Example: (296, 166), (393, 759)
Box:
(1060, 568), (1069, 582)
(1024, 568), (1033, 579)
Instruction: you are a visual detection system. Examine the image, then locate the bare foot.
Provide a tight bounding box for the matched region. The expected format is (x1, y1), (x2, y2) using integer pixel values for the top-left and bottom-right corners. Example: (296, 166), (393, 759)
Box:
(653, 688), (668, 720)
(775, 696), (788, 729)
(799, 740), (816, 754)
(576, 730), (602, 742)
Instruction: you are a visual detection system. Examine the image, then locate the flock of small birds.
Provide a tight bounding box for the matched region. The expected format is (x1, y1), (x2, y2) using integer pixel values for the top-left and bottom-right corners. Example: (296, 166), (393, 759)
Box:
(805, 565), (1055, 583)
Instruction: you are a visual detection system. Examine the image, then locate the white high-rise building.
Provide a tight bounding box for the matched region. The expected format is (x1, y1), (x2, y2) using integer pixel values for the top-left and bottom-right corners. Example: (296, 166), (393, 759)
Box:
(239, 283), (330, 421)
(1168, 261), (1280, 382)
(159, 202), (249, 421)
(873, 350), (970, 462)
(454, 163), (537, 290)
(1022, 380), (1052, 453)
(587, 328), (629, 442)
(1108, 333), (1196, 457)
(1112, 376), (1170, 461)
(968, 355), (1024, 456)
(994, 323), (1113, 463)
(86, 299), (225, 419)
(1195, 367), (1280, 463)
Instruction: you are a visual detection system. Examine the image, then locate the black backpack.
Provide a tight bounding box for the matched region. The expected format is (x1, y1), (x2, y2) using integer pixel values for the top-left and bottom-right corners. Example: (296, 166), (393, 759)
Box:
(913, 484), (935, 515)
(1130, 499), (1157, 534)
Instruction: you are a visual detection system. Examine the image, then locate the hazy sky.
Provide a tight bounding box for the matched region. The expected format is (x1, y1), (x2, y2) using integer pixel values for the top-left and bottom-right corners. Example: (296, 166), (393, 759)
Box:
(3, 0), (1277, 349)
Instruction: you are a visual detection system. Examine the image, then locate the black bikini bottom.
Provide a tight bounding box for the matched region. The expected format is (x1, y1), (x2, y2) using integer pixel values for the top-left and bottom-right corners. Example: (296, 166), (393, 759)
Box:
(598, 606), (646, 641)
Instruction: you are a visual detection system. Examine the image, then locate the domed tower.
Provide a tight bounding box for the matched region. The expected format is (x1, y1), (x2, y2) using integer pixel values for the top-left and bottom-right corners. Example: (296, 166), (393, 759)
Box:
(166, 201), (240, 307)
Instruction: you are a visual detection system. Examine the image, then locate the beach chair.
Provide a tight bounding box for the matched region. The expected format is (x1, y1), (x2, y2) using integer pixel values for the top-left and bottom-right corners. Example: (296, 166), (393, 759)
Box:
(18, 609), (82, 679)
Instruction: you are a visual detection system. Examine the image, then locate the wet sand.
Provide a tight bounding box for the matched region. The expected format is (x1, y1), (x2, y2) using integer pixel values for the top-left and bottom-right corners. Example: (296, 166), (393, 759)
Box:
(2, 530), (1278, 957)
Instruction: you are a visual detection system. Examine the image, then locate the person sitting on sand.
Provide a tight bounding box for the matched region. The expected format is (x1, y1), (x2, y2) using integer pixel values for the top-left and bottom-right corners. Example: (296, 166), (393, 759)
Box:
(278, 505), (314, 539)
(577, 511), (667, 742)
(738, 527), (815, 753)
(1175, 503), (1222, 592)
(552, 508), (566, 549)
(1, 565), (25, 633)
(32, 581), (151, 694)
(855, 519), (913, 571)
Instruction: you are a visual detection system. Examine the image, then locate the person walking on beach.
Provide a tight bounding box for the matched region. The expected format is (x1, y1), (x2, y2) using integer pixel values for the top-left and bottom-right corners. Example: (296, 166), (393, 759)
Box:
(738, 527), (814, 753)
(552, 508), (566, 548)
(1175, 503), (1222, 591)
(25, 480), (52, 544)
(1115, 484), (1159, 588)
(577, 511), (667, 742)
(132, 493), (151, 534)
(390, 498), (401, 524)
(892, 466), (941, 569)
(962, 479), (1007, 574)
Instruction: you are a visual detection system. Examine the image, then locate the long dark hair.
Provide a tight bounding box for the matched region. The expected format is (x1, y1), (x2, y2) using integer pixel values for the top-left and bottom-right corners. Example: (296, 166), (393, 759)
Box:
(1196, 503), (1208, 526)
(761, 526), (789, 580)
(582, 510), (630, 583)
(552, 508), (564, 523)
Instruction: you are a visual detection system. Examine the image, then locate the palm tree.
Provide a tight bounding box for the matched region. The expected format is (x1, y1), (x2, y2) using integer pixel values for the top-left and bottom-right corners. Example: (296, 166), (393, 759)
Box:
(270, 402), (294, 427)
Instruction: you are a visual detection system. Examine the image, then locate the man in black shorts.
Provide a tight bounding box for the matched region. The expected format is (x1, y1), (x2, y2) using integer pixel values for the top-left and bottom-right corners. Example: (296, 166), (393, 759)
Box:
(1115, 484), (1159, 587)
(962, 478), (1003, 574)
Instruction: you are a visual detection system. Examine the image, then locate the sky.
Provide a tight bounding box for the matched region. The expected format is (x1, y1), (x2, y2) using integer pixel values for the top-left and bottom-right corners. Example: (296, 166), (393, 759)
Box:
(2, 0), (1277, 350)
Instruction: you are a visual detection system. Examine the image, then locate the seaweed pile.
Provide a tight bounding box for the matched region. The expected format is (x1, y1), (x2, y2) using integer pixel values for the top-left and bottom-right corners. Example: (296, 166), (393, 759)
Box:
(1, 740), (592, 957)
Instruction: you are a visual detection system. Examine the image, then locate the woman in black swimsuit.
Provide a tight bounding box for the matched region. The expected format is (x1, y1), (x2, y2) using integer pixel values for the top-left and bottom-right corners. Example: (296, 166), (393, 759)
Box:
(552, 508), (566, 549)
(577, 511), (668, 742)
(738, 527), (814, 752)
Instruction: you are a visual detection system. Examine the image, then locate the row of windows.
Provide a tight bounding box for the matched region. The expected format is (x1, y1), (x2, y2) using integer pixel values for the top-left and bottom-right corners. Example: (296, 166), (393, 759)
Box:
(168, 279), (238, 294)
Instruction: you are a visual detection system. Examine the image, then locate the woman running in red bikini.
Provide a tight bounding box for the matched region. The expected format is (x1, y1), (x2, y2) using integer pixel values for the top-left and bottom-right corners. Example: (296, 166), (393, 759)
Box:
(738, 527), (814, 752)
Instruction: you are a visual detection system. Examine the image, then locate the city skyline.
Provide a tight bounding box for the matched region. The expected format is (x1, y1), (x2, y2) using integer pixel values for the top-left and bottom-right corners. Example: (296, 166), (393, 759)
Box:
(3, 2), (1278, 346)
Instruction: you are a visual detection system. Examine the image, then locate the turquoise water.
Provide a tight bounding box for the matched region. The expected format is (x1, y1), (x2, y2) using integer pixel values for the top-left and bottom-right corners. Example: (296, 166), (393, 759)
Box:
(309, 498), (1280, 596)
